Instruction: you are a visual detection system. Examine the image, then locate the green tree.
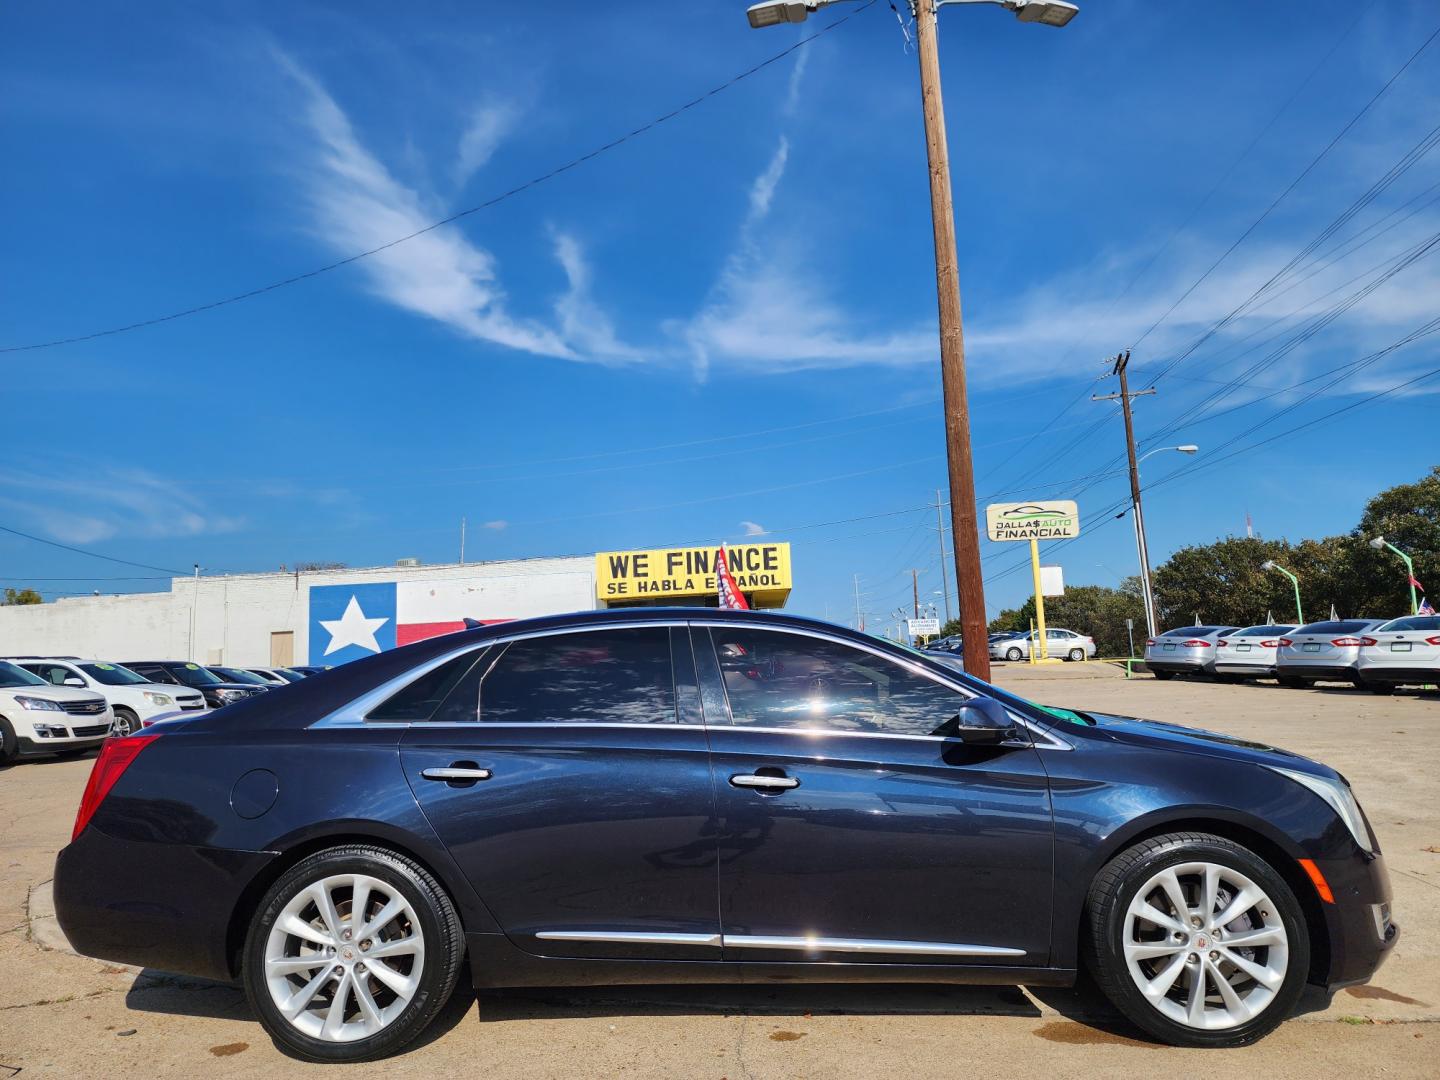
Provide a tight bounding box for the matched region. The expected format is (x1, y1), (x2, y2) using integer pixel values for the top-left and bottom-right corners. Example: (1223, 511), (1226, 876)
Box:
(987, 580), (1147, 657)
(1152, 536), (1298, 627)
(1346, 465), (1439, 616)
(2, 587), (42, 605)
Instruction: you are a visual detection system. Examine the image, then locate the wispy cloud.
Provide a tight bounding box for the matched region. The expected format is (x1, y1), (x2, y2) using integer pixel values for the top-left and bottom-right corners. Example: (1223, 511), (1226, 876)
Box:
(482, 519), (508, 531)
(550, 227), (644, 363)
(740, 520), (768, 536)
(455, 98), (519, 186)
(0, 462), (243, 544)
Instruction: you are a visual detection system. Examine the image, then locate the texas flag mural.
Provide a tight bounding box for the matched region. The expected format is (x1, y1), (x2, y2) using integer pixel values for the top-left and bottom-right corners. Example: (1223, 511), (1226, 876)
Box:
(308, 581), (508, 665)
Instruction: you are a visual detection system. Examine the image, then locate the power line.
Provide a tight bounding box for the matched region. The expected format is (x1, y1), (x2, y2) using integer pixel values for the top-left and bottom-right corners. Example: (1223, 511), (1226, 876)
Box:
(0, 2), (879, 354)
(0, 523), (187, 576)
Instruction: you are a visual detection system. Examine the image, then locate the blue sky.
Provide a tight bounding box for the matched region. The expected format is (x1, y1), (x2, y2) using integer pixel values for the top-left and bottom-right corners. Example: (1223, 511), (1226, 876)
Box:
(3, 0), (1439, 628)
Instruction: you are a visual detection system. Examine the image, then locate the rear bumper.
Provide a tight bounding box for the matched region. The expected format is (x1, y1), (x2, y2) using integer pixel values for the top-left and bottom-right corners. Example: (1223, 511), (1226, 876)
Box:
(1277, 662), (1359, 682)
(1212, 661), (1276, 675)
(1144, 657), (1210, 674)
(54, 827), (275, 981)
(1357, 665), (1438, 686)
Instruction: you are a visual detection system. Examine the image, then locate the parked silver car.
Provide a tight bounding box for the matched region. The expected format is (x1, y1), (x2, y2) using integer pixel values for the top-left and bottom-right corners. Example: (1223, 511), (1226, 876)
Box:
(1275, 619), (1388, 688)
(990, 628), (1096, 662)
(1144, 625), (1239, 679)
(1210, 624), (1297, 681)
(1356, 614), (1440, 693)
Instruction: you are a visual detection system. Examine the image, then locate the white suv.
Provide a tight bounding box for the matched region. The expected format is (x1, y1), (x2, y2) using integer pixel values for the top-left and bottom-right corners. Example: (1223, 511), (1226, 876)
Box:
(14, 658), (207, 736)
(0, 660), (115, 763)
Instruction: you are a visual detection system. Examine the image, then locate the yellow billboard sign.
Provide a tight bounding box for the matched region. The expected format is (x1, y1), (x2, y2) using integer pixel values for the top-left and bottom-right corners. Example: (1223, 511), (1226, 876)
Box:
(596, 543), (792, 607)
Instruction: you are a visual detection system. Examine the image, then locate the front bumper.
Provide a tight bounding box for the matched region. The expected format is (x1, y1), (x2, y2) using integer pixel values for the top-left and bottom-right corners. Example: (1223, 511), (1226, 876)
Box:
(1314, 850), (1399, 991)
(16, 733), (110, 758)
(54, 827), (275, 981)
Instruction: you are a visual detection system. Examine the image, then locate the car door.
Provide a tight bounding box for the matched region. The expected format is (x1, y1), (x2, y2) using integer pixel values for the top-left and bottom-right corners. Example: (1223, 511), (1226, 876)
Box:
(695, 623), (1054, 967)
(399, 624), (721, 962)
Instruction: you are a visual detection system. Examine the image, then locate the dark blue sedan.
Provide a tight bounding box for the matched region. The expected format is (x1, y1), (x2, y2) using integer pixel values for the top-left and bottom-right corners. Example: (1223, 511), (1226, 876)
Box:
(53, 608), (1396, 1060)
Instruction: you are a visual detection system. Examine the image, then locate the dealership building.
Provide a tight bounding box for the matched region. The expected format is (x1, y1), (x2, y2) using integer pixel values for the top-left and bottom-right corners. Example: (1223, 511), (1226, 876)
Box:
(0, 543), (793, 668)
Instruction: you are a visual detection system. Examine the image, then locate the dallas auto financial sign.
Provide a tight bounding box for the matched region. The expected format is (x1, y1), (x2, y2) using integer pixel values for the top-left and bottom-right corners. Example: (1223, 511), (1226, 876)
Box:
(985, 501), (1082, 542)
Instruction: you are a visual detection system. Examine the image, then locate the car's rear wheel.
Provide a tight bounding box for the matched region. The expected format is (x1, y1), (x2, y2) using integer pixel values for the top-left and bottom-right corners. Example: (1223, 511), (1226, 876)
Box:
(1005, 647), (1023, 661)
(1068, 648), (1085, 662)
(243, 845), (463, 1062)
(1084, 832), (1308, 1048)
(112, 707), (138, 737)
(1152, 670), (1174, 681)
(0, 716), (17, 765)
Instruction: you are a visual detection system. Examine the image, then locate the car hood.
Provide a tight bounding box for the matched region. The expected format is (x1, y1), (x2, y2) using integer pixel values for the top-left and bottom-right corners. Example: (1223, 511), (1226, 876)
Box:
(0, 685), (106, 703)
(1074, 709), (1336, 779)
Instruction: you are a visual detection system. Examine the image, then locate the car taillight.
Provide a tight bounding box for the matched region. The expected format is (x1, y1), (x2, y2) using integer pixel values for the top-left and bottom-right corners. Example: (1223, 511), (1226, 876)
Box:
(1278, 638), (1293, 647)
(1426, 636), (1440, 646)
(72, 734), (160, 842)
(1260, 639), (1281, 648)
(1358, 637), (1378, 646)
(1182, 639), (1211, 647)
(1216, 640), (1228, 647)
(1145, 639), (1156, 647)
(1331, 637), (1366, 647)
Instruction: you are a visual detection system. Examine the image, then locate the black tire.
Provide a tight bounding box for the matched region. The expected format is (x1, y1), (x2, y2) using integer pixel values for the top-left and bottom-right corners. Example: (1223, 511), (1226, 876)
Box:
(0, 716), (18, 764)
(1152, 670), (1174, 681)
(1084, 832), (1309, 1048)
(112, 707), (138, 737)
(1068, 649), (1085, 662)
(243, 845), (464, 1063)
(1005, 647), (1023, 661)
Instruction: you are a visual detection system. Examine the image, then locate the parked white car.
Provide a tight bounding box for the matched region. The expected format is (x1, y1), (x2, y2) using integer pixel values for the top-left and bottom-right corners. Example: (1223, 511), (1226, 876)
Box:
(0, 660), (114, 763)
(13, 658), (207, 736)
(1275, 619), (1388, 689)
(1356, 614), (1440, 694)
(243, 666), (305, 685)
(990, 628), (1096, 662)
(1210, 624), (1297, 681)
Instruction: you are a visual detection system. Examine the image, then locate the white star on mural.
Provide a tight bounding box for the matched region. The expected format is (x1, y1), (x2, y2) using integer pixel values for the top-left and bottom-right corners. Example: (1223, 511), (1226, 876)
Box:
(319, 595), (389, 656)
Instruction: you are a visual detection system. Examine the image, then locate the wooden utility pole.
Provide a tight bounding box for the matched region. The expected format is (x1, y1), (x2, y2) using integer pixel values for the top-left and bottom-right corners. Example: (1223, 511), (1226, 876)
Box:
(915, 0), (989, 680)
(1093, 350), (1159, 637)
(911, 569), (920, 619)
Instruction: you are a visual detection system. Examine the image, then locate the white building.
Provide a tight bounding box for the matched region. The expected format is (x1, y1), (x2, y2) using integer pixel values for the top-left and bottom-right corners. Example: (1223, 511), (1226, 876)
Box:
(0, 556), (595, 667)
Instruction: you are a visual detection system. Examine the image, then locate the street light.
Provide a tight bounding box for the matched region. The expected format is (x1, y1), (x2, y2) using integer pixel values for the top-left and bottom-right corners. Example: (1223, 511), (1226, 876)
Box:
(1369, 535), (1419, 615)
(746, 0), (1079, 681)
(1126, 444), (1198, 637)
(1261, 560), (1304, 626)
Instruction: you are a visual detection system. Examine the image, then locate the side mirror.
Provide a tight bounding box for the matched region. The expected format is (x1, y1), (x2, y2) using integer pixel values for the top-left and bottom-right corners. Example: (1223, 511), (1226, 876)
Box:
(954, 695), (1019, 745)
(63, 676), (85, 687)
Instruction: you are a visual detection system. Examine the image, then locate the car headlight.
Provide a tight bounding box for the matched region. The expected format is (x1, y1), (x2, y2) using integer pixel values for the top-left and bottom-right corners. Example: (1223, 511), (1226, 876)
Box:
(1270, 766), (1375, 854)
(214, 688), (247, 704)
(15, 695), (65, 712)
(141, 691), (175, 706)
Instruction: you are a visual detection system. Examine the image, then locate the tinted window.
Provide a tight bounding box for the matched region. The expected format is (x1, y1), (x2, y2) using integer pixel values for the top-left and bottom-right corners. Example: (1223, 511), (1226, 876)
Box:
(23, 663), (76, 686)
(0, 661), (48, 688)
(169, 663), (223, 686)
(210, 666), (269, 685)
(1294, 621), (1372, 635)
(1162, 626), (1226, 637)
(1376, 616), (1440, 632)
(370, 650), (486, 722)
(79, 663), (150, 685)
(707, 627), (967, 737)
(473, 628), (675, 724)
(1234, 625), (1295, 636)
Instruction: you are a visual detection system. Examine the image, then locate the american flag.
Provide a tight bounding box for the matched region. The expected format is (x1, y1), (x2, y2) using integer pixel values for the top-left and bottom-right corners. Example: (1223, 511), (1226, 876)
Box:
(1420, 596), (1436, 616)
(716, 544), (750, 610)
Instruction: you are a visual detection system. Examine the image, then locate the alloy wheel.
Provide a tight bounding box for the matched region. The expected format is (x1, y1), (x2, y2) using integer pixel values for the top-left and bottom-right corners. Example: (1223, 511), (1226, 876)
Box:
(264, 873), (426, 1043)
(1123, 861), (1288, 1030)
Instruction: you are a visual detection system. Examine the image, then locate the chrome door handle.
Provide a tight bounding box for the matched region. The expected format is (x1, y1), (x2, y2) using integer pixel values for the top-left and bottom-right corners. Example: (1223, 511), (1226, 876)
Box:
(730, 773), (799, 791)
(421, 767), (492, 781)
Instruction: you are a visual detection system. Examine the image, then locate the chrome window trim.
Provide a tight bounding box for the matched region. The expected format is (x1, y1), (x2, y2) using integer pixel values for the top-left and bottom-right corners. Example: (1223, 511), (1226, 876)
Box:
(689, 619), (1071, 752)
(536, 930), (720, 947)
(311, 616), (1072, 750)
(721, 934), (1024, 957)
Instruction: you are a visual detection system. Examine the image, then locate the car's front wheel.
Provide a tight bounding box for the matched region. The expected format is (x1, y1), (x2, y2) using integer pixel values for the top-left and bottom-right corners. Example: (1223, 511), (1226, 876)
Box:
(112, 707), (138, 737)
(243, 845), (464, 1062)
(1085, 832), (1308, 1048)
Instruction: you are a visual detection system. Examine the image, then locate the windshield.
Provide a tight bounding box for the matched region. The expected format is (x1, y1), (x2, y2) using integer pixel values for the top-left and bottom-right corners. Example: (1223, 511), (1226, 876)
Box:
(173, 663), (223, 686)
(273, 668), (305, 682)
(79, 662), (150, 686)
(0, 661), (48, 688)
(210, 666), (269, 685)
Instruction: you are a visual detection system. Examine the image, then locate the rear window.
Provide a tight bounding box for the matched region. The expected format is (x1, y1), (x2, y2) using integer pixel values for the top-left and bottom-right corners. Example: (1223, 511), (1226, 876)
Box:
(1234, 625), (1295, 636)
(1376, 616), (1440, 633)
(1162, 627), (1225, 637)
(1294, 621), (1372, 635)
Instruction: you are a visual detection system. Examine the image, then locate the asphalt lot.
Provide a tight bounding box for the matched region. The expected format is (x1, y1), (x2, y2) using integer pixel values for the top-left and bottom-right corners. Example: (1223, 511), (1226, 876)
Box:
(2, 664), (1435, 1078)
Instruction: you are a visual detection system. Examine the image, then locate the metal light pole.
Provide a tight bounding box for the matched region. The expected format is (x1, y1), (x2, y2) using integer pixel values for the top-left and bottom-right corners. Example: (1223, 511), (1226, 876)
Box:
(1369, 536), (1418, 615)
(746, 0), (1079, 680)
(1261, 560), (1304, 626)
